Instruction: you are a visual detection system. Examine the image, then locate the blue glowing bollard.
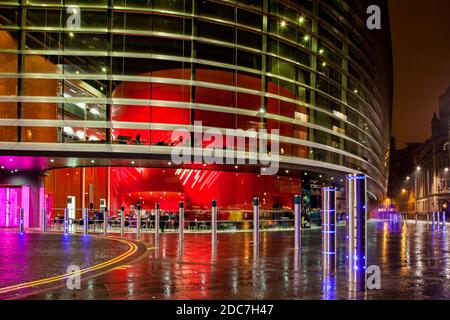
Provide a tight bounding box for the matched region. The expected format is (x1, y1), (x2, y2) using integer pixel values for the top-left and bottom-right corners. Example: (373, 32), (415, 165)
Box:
(64, 208), (69, 234)
(179, 201), (184, 242)
(346, 174), (367, 291)
(83, 208), (89, 235)
(19, 208), (24, 234)
(253, 197), (259, 246)
(154, 203), (160, 241)
(211, 200), (217, 245)
(322, 187), (337, 271)
(294, 195), (302, 251)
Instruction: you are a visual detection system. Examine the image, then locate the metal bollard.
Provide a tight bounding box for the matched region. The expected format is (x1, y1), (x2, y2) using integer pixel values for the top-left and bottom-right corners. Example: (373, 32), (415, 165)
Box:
(211, 200), (217, 245)
(179, 201), (184, 242)
(83, 208), (89, 235)
(432, 211), (436, 227)
(294, 195), (302, 251)
(155, 203), (160, 241)
(416, 212), (418, 225)
(103, 208), (108, 237)
(19, 208), (24, 233)
(346, 174), (367, 292)
(253, 197), (259, 246)
(426, 212), (429, 225)
(64, 208), (69, 234)
(438, 210), (441, 226)
(120, 208), (125, 237)
(41, 208), (47, 233)
(322, 188), (337, 271)
(136, 209), (141, 241)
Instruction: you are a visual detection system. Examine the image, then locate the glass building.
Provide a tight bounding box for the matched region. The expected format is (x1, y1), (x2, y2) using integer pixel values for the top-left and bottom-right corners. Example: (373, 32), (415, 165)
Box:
(0, 0), (392, 226)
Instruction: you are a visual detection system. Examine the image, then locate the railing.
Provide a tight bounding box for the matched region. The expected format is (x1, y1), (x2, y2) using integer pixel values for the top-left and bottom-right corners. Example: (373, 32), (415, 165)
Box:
(375, 210), (448, 226)
(45, 208), (347, 234)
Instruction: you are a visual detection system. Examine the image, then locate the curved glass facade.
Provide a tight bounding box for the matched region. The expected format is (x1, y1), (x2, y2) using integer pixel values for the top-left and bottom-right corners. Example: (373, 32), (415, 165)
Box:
(0, 0), (392, 212)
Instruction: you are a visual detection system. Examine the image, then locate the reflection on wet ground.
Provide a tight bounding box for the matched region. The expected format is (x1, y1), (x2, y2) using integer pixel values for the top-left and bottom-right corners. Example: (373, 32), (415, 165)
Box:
(6, 220), (450, 300)
(0, 230), (140, 299)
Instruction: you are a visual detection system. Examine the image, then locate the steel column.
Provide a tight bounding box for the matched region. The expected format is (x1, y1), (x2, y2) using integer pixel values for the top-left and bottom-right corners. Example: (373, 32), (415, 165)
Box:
(103, 207), (108, 237)
(136, 208), (141, 241)
(41, 207), (47, 233)
(211, 200), (217, 245)
(64, 208), (69, 234)
(120, 207), (125, 237)
(83, 208), (89, 235)
(19, 208), (24, 234)
(179, 201), (184, 242)
(155, 203), (160, 241)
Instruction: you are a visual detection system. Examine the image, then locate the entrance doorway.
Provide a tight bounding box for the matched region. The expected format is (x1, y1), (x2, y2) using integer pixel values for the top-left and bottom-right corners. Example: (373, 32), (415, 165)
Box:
(0, 186), (30, 228)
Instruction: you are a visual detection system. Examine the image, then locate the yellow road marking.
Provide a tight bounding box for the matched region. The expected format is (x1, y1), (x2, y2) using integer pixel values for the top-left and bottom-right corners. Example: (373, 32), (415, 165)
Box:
(0, 237), (138, 295)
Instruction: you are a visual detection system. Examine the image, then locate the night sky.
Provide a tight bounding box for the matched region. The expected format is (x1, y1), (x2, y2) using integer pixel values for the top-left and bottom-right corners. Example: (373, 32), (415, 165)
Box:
(389, 0), (450, 148)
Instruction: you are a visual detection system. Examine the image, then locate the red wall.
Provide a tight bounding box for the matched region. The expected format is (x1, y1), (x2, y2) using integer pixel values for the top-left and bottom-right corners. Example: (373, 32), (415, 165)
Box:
(45, 167), (301, 218)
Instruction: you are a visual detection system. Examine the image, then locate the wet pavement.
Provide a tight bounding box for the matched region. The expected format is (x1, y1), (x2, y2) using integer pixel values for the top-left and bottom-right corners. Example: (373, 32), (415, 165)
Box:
(0, 230), (145, 299)
(9, 220), (449, 300)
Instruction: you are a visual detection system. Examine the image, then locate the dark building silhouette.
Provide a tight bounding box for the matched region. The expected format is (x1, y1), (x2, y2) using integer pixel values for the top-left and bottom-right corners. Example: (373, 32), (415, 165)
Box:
(389, 87), (450, 213)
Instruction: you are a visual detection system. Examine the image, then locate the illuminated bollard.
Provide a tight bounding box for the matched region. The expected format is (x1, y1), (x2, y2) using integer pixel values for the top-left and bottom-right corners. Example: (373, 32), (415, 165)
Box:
(179, 201), (184, 242)
(432, 211), (436, 227)
(322, 187), (337, 271)
(120, 207), (125, 237)
(155, 203), (160, 241)
(83, 208), (89, 235)
(211, 200), (217, 245)
(253, 197), (259, 246)
(136, 208), (141, 241)
(346, 174), (367, 291)
(294, 195), (302, 251)
(64, 208), (69, 234)
(437, 210), (441, 226)
(19, 208), (24, 234)
(103, 208), (108, 237)
(443, 211), (446, 230)
(41, 208), (47, 233)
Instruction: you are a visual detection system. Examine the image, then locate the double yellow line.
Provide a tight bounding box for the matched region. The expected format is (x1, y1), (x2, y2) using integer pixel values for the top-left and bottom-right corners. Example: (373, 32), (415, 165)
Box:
(0, 237), (138, 296)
